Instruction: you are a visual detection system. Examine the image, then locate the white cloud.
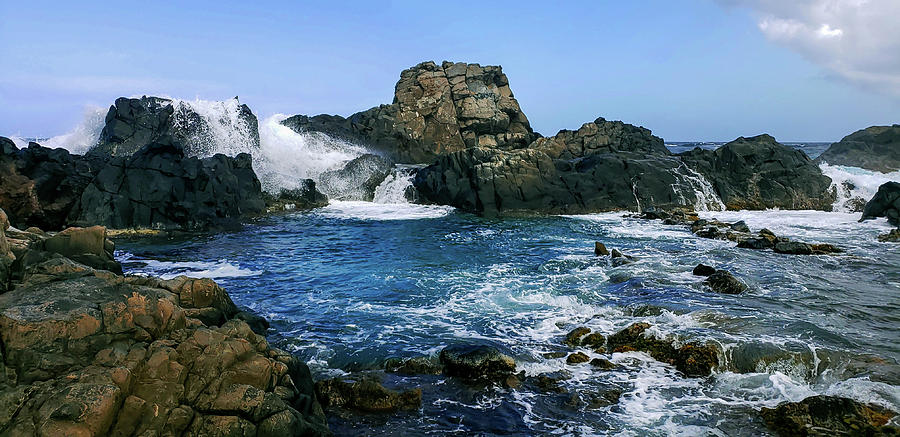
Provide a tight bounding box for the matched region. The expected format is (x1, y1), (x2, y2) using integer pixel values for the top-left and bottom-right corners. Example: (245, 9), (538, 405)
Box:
(718, 0), (900, 96)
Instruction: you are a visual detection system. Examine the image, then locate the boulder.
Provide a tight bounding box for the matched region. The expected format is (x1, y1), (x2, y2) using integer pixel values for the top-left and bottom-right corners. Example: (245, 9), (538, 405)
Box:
(566, 352), (590, 365)
(773, 241), (814, 255)
(680, 135), (835, 210)
(0, 208), (12, 292)
(282, 61), (536, 164)
(861, 181), (900, 227)
(92, 96), (260, 157)
(266, 179), (329, 212)
(594, 242), (610, 256)
(77, 139), (266, 231)
(0, 137), (107, 230)
(384, 356), (443, 375)
(816, 124), (900, 173)
(607, 323), (719, 377)
(414, 118), (710, 215)
(439, 344), (516, 382)
(692, 264), (717, 276)
(706, 270), (748, 294)
(314, 377), (421, 413)
(760, 395), (897, 436)
(0, 254), (329, 436)
(317, 154), (393, 201)
(41, 226), (121, 274)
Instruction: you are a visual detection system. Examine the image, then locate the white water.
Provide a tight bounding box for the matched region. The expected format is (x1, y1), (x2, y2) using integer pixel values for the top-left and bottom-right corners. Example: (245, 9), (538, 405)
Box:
(119, 252), (262, 280)
(821, 163), (900, 212)
(169, 97), (259, 156)
(317, 201), (453, 221)
(11, 105), (107, 154)
(671, 163), (726, 211)
(373, 166), (419, 204)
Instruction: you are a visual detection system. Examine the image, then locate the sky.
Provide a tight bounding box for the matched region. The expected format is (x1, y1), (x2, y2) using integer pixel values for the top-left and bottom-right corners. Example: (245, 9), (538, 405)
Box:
(1, 0), (898, 142)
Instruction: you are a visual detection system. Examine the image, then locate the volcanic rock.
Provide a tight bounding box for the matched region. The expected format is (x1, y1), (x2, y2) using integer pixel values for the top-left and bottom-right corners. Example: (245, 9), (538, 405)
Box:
(706, 270), (748, 294)
(760, 395), (897, 436)
(439, 344), (516, 382)
(816, 124), (900, 173)
(861, 181), (900, 227)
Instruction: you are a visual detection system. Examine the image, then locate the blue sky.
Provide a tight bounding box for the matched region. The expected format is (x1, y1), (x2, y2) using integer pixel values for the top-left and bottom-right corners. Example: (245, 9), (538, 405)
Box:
(1, 0), (898, 141)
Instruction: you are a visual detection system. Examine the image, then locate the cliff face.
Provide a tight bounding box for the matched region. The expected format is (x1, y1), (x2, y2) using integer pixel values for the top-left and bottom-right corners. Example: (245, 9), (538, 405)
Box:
(816, 124), (900, 173)
(282, 61), (536, 164)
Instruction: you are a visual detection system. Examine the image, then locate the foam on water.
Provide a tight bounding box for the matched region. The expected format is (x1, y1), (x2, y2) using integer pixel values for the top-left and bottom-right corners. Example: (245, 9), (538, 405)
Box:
(373, 166), (419, 204)
(820, 163), (900, 212)
(315, 200), (453, 221)
(120, 253), (262, 280)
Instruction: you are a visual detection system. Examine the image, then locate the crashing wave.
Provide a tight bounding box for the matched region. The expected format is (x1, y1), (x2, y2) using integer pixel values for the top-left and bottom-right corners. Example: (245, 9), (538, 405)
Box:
(820, 163), (900, 212)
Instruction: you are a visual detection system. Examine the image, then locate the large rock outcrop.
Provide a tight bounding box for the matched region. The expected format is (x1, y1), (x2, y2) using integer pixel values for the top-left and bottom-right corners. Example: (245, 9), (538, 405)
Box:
(816, 124), (900, 173)
(413, 118), (715, 215)
(0, 137), (107, 230)
(77, 138), (266, 231)
(861, 181), (900, 227)
(760, 395), (896, 436)
(679, 135), (835, 210)
(0, 226), (330, 436)
(282, 61), (536, 164)
(92, 96), (260, 157)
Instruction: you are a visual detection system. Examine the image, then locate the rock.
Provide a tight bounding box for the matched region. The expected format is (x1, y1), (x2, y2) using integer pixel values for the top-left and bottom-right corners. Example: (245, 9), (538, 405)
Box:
(607, 323), (719, 377)
(589, 358), (616, 370)
(0, 258), (330, 435)
(564, 327), (591, 347)
(92, 96), (260, 157)
(317, 154), (392, 201)
(439, 344), (516, 382)
(773, 241), (814, 255)
(0, 138), (107, 230)
(282, 61), (536, 164)
(878, 229), (900, 242)
(0, 209), (12, 292)
(594, 242), (609, 256)
(706, 270), (748, 294)
(414, 118), (709, 215)
(760, 395), (897, 436)
(861, 181), (900, 227)
(566, 352), (590, 365)
(730, 220), (751, 233)
(77, 139), (266, 231)
(266, 179), (329, 212)
(692, 264), (717, 276)
(41, 226), (121, 274)
(385, 356), (443, 375)
(314, 377), (421, 413)
(680, 134), (835, 210)
(816, 124), (900, 173)
(582, 333), (606, 351)
(234, 310), (270, 336)
(737, 236), (775, 250)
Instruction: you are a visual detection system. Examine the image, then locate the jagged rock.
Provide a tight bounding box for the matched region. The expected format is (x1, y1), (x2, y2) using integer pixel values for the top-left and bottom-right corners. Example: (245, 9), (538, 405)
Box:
(266, 179), (329, 212)
(774, 241), (814, 255)
(77, 139), (266, 231)
(816, 124), (900, 173)
(317, 154), (392, 201)
(594, 242), (609, 256)
(861, 181), (900, 227)
(0, 255), (329, 436)
(92, 96), (260, 157)
(607, 323), (719, 377)
(384, 356), (443, 375)
(314, 377), (421, 413)
(282, 61), (536, 164)
(564, 327), (591, 347)
(706, 270), (748, 294)
(414, 118), (708, 216)
(0, 137), (107, 230)
(680, 135), (835, 210)
(692, 264), (717, 276)
(760, 395), (897, 436)
(439, 344), (516, 382)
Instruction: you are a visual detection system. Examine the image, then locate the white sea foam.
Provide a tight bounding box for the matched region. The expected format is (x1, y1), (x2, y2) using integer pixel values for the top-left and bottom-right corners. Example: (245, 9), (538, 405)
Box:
(373, 166), (420, 204)
(37, 105), (107, 154)
(316, 200), (453, 221)
(820, 163), (900, 212)
(135, 258), (262, 280)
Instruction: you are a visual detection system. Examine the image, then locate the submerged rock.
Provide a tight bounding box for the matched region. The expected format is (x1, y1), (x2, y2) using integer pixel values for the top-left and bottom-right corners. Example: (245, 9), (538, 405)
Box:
(608, 323), (719, 377)
(760, 395), (897, 436)
(680, 134), (835, 210)
(878, 229), (900, 242)
(314, 377), (421, 413)
(566, 352), (590, 365)
(816, 124), (900, 173)
(439, 344), (516, 383)
(861, 181), (900, 227)
(706, 270), (748, 294)
(384, 356), (443, 375)
(564, 327), (592, 347)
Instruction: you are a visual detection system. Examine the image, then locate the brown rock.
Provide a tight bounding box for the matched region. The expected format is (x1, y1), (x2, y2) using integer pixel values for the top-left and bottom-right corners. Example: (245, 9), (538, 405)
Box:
(566, 352), (590, 365)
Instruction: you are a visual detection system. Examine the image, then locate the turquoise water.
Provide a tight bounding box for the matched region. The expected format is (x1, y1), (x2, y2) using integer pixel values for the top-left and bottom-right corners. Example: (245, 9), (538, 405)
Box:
(117, 202), (900, 436)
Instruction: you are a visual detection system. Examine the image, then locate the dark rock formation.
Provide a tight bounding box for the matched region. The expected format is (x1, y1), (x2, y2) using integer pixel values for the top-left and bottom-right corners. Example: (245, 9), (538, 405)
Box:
(265, 179), (329, 212)
(317, 154), (393, 201)
(594, 242), (610, 256)
(861, 181), (900, 227)
(439, 344), (516, 383)
(816, 124), (900, 173)
(384, 356), (443, 375)
(760, 395), (896, 436)
(692, 264), (717, 277)
(282, 61), (536, 164)
(879, 228), (900, 242)
(566, 352), (590, 365)
(607, 323), (719, 377)
(92, 96), (260, 157)
(0, 137), (107, 230)
(314, 377), (421, 413)
(77, 139), (266, 231)
(414, 118), (709, 215)
(706, 270), (748, 294)
(0, 209), (12, 292)
(680, 135), (835, 210)
(0, 225), (330, 436)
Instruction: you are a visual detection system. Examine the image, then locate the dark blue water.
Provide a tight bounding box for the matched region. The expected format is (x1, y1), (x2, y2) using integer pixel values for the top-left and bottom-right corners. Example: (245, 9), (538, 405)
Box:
(117, 201), (900, 436)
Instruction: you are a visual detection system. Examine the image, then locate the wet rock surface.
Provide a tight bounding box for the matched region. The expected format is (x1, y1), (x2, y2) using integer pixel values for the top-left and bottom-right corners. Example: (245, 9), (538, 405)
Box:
(0, 224), (330, 436)
(706, 270), (748, 294)
(317, 154), (393, 201)
(760, 395), (897, 436)
(816, 124), (900, 173)
(265, 179), (329, 212)
(439, 344), (517, 383)
(607, 323), (719, 377)
(861, 181), (900, 227)
(314, 377), (421, 413)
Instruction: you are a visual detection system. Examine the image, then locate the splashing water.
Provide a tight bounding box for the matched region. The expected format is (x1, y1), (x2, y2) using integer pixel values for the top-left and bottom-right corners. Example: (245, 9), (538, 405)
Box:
(21, 105), (107, 154)
(168, 98), (259, 157)
(671, 163), (726, 211)
(373, 166), (420, 204)
(820, 163), (900, 212)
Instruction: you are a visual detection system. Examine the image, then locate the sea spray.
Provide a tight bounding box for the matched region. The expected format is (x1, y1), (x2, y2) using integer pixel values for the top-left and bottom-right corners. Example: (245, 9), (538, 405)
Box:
(373, 166), (421, 204)
(36, 105), (107, 154)
(820, 163), (900, 212)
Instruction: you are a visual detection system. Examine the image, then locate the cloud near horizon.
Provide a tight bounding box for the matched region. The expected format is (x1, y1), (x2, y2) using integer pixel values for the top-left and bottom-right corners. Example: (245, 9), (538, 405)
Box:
(718, 0), (900, 97)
